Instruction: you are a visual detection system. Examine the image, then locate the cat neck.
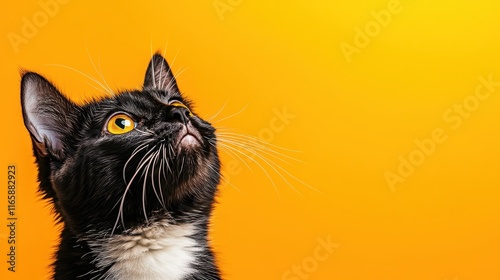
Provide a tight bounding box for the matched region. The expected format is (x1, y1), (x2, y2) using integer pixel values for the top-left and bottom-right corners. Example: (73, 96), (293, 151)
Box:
(54, 219), (219, 280)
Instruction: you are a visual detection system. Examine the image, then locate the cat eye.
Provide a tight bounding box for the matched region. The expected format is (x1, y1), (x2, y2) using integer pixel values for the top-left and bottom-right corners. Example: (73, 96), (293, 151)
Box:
(106, 113), (136, 135)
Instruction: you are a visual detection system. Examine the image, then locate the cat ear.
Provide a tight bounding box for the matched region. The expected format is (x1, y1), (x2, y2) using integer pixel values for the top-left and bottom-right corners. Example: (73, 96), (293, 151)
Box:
(21, 72), (78, 160)
(143, 53), (179, 93)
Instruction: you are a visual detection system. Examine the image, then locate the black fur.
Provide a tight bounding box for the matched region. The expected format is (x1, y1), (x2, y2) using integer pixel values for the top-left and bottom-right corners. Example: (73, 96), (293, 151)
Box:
(20, 54), (221, 279)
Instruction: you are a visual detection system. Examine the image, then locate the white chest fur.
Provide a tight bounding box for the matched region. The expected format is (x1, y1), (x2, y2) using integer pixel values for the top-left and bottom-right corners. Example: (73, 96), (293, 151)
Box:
(86, 221), (199, 280)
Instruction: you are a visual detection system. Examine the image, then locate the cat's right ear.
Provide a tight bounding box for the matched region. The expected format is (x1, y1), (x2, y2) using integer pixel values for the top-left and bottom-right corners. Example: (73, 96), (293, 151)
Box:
(143, 53), (180, 93)
(21, 72), (78, 160)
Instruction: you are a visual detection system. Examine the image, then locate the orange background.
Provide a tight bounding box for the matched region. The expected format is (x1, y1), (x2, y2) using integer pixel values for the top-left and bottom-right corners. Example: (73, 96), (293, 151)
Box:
(1, 0), (500, 279)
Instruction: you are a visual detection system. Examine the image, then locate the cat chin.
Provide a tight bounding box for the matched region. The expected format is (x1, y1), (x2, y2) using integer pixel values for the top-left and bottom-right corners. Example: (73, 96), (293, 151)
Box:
(180, 134), (200, 146)
(173, 123), (203, 152)
(176, 134), (201, 153)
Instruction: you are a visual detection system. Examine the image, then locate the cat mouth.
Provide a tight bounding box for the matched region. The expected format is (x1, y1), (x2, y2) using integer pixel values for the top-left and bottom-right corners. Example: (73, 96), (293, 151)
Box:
(176, 126), (202, 148)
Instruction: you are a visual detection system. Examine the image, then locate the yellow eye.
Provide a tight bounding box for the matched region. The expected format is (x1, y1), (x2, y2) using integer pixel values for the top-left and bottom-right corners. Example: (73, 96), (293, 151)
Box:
(107, 114), (136, 134)
(169, 101), (193, 116)
(170, 101), (187, 109)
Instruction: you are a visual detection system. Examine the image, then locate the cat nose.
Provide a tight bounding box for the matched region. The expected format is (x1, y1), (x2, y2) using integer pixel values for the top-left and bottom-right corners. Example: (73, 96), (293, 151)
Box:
(167, 106), (190, 124)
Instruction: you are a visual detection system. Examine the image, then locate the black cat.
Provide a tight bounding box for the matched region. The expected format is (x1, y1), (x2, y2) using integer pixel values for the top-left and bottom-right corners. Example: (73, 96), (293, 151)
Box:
(21, 53), (222, 279)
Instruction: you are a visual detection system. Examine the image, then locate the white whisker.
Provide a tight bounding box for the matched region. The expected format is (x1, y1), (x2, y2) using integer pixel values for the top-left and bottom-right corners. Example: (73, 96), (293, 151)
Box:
(207, 101), (228, 122)
(217, 137), (300, 165)
(166, 65), (190, 93)
(207, 138), (254, 172)
(217, 142), (281, 199)
(162, 48), (181, 91)
(216, 131), (302, 153)
(150, 37), (157, 88)
(46, 64), (114, 96)
(83, 81), (109, 95)
(122, 142), (150, 185)
(141, 149), (161, 223)
(111, 148), (156, 235)
(157, 143), (167, 207)
(151, 148), (165, 209)
(178, 157), (185, 180)
(220, 140), (320, 194)
(84, 38), (114, 94)
(163, 143), (173, 176)
(211, 104), (249, 124)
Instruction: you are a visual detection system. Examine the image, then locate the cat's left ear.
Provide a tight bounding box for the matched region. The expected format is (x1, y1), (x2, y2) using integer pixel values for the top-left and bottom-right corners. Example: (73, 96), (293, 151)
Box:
(21, 72), (79, 160)
(143, 53), (180, 93)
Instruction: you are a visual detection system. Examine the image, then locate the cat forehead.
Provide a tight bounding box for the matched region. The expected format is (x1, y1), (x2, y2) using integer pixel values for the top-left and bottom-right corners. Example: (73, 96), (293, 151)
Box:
(94, 89), (183, 108)
(118, 89), (180, 104)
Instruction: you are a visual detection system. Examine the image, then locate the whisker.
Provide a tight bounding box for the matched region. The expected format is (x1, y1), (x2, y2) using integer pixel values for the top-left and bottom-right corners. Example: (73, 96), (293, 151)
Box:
(109, 142), (152, 214)
(84, 38), (114, 94)
(45, 64), (114, 96)
(217, 142), (281, 199)
(135, 144), (159, 170)
(221, 140), (320, 194)
(150, 37), (157, 88)
(157, 143), (167, 207)
(111, 149), (156, 235)
(122, 142), (150, 185)
(161, 38), (170, 63)
(211, 104), (249, 124)
(207, 100), (228, 122)
(150, 148), (165, 209)
(166, 65), (190, 93)
(97, 56), (114, 94)
(158, 45), (167, 89)
(178, 157), (185, 180)
(162, 49), (181, 90)
(217, 132), (303, 157)
(84, 81), (110, 95)
(163, 143), (173, 176)
(207, 138), (254, 172)
(217, 137), (299, 166)
(216, 131), (302, 153)
(141, 149), (161, 223)
(169, 143), (175, 158)
(135, 129), (155, 136)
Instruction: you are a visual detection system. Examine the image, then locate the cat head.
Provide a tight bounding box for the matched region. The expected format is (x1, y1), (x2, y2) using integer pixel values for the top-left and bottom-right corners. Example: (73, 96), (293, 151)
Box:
(21, 54), (220, 234)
